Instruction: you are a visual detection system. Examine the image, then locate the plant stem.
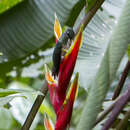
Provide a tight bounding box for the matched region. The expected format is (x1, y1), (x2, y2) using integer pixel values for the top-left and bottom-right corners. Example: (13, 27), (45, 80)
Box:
(94, 101), (115, 125)
(21, 81), (48, 130)
(22, 0), (105, 129)
(102, 86), (130, 130)
(112, 61), (130, 100)
(75, 0), (105, 35)
(116, 110), (130, 130)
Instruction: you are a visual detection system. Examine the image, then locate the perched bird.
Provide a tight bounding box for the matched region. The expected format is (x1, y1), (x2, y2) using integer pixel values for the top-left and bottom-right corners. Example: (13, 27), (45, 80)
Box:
(52, 27), (75, 78)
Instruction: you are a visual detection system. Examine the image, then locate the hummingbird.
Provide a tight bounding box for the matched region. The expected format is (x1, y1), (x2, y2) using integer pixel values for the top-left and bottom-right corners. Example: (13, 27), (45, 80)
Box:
(52, 27), (75, 78)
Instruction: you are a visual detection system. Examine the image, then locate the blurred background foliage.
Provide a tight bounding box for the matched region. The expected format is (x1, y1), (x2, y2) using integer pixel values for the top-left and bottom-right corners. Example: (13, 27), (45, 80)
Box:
(0, 0), (23, 14)
(0, 0), (130, 130)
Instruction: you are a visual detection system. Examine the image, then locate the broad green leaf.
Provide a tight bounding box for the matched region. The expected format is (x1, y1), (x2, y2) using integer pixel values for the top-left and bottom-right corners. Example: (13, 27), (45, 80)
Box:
(75, 6), (118, 88)
(0, 0), (23, 14)
(106, 55), (128, 99)
(76, 0), (130, 129)
(107, 0), (123, 7)
(0, 108), (13, 129)
(10, 96), (40, 130)
(39, 99), (56, 122)
(0, 0), (85, 75)
(127, 44), (130, 61)
(0, 82), (42, 107)
(74, 0), (126, 89)
(0, 88), (21, 97)
(8, 82), (41, 130)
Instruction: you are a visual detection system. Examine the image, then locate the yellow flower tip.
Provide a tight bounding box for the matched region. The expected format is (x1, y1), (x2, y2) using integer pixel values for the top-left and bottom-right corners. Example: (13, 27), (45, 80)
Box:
(54, 13), (62, 40)
(44, 113), (54, 130)
(79, 25), (83, 49)
(74, 72), (79, 82)
(44, 64), (57, 85)
(65, 72), (79, 102)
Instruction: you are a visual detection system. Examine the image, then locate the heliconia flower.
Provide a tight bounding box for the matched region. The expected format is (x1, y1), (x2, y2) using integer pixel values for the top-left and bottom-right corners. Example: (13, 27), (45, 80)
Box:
(45, 64), (63, 114)
(55, 73), (79, 130)
(57, 25), (83, 97)
(45, 13), (83, 116)
(54, 13), (83, 98)
(44, 113), (54, 130)
(54, 13), (62, 42)
(45, 22), (83, 114)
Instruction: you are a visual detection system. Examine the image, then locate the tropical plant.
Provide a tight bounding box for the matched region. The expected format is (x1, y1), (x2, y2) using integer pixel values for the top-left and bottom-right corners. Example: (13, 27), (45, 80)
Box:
(0, 0), (130, 130)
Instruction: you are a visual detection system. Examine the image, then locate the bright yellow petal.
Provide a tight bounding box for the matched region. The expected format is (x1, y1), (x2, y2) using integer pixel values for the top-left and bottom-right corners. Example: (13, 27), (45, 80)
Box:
(44, 113), (54, 130)
(44, 64), (57, 85)
(54, 13), (62, 40)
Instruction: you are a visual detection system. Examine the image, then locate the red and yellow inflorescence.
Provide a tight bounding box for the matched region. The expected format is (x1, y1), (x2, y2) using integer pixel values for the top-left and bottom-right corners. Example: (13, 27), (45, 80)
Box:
(44, 13), (83, 130)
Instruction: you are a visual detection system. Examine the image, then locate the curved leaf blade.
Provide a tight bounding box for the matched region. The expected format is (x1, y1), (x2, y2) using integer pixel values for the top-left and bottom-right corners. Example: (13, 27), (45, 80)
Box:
(76, 0), (130, 129)
(0, 0), (84, 63)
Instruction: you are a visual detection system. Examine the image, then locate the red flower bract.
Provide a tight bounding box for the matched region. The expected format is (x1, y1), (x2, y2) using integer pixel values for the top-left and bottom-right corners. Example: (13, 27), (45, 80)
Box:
(58, 30), (83, 97)
(45, 26), (83, 114)
(44, 113), (54, 130)
(44, 72), (79, 130)
(55, 73), (79, 130)
(44, 14), (83, 130)
(45, 65), (63, 113)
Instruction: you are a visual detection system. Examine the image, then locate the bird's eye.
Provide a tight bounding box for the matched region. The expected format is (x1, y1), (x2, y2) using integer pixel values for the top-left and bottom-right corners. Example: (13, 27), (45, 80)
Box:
(65, 28), (74, 39)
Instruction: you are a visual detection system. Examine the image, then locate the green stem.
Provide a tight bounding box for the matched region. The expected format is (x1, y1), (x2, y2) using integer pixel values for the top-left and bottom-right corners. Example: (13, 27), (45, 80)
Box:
(102, 86), (130, 130)
(95, 101), (115, 125)
(116, 110), (130, 130)
(75, 0), (105, 34)
(21, 81), (48, 130)
(112, 61), (130, 100)
(86, 0), (98, 13)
